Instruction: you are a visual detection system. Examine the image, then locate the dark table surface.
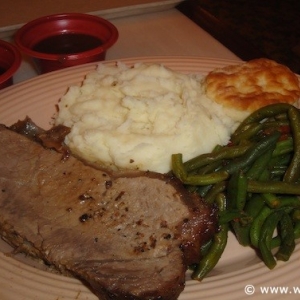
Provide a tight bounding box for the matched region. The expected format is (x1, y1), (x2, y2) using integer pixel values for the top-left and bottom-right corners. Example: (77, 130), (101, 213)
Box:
(177, 0), (300, 73)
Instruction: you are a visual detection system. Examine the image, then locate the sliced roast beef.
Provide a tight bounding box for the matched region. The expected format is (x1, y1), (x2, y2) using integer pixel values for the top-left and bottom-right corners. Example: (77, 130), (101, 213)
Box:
(0, 123), (217, 300)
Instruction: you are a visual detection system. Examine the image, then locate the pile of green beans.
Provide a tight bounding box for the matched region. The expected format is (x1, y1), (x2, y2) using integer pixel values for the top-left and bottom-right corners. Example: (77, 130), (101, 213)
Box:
(171, 103), (300, 280)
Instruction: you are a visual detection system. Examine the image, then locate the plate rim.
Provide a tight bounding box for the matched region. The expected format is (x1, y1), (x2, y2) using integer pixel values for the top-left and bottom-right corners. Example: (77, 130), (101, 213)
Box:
(0, 56), (299, 300)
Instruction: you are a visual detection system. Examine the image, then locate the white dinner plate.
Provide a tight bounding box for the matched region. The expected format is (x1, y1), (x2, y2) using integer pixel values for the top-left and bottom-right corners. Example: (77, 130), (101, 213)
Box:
(0, 56), (299, 300)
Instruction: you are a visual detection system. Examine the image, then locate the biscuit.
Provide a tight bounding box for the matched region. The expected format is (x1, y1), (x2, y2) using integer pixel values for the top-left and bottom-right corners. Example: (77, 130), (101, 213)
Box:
(204, 58), (300, 112)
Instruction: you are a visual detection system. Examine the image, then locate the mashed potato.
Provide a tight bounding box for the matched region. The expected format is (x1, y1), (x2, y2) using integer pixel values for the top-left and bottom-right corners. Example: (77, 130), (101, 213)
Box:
(55, 62), (238, 173)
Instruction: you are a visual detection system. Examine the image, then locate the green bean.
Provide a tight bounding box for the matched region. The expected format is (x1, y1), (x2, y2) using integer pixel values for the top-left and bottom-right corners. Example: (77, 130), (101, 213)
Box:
(270, 166), (288, 178)
(261, 193), (278, 207)
(259, 211), (284, 269)
(272, 218), (300, 249)
(262, 120), (290, 130)
(263, 193), (300, 209)
(204, 181), (226, 204)
(247, 180), (300, 195)
(275, 213), (295, 261)
(231, 122), (263, 144)
(294, 221), (300, 239)
(195, 160), (222, 175)
(291, 209), (300, 221)
(258, 168), (272, 181)
(192, 193), (228, 280)
(235, 103), (291, 134)
(233, 201), (266, 246)
(269, 153), (292, 169)
(199, 239), (213, 257)
(216, 192), (227, 211)
(185, 185), (199, 193)
(227, 170), (248, 210)
(271, 236), (282, 249)
(250, 205), (273, 248)
(192, 223), (228, 280)
(239, 215), (254, 226)
(172, 153), (229, 185)
(272, 138), (293, 157)
(219, 209), (243, 224)
(231, 221), (251, 246)
(246, 147), (274, 180)
(212, 144), (223, 152)
(233, 194), (266, 245)
(183, 172), (229, 186)
(171, 153), (187, 182)
(221, 131), (281, 174)
(274, 112), (289, 121)
(283, 107), (300, 182)
(196, 185), (213, 198)
(244, 194), (266, 217)
(183, 144), (251, 172)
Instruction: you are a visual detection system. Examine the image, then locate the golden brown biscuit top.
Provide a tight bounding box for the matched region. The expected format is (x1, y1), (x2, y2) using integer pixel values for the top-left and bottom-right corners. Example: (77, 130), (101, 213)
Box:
(204, 58), (300, 112)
